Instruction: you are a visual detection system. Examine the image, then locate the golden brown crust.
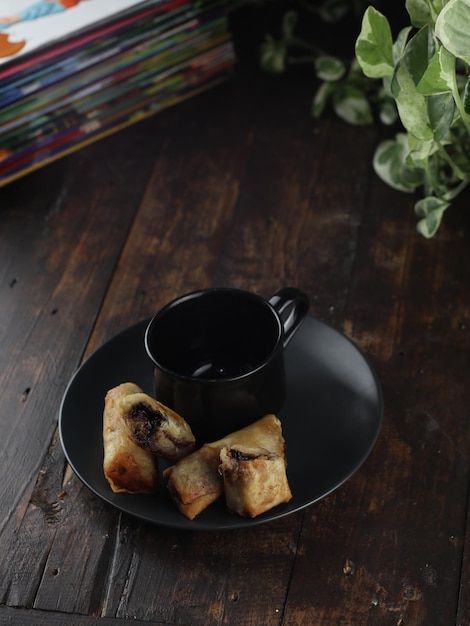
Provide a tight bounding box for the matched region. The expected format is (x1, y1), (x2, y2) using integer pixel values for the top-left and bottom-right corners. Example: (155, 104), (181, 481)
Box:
(206, 413), (285, 454)
(163, 446), (222, 520)
(163, 414), (286, 519)
(103, 383), (158, 494)
(219, 444), (292, 517)
(119, 392), (195, 461)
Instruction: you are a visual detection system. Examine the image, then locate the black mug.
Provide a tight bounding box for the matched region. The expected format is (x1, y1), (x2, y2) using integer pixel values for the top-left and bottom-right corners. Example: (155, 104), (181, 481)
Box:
(144, 287), (309, 442)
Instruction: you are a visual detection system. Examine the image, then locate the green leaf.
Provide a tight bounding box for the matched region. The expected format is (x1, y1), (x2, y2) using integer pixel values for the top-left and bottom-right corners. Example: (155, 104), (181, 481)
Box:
(332, 86), (373, 125)
(414, 196), (450, 237)
(392, 61), (433, 140)
(463, 77), (470, 114)
(312, 82), (335, 118)
(417, 46), (455, 94)
(392, 26), (413, 63)
(406, 137), (438, 168)
(435, 0), (470, 64)
(355, 7), (394, 78)
(403, 25), (437, 85)
(405, 0), (434, 27)
(314, 0), (350, 23)
(379, 99), (398, 125)
(315, 56), (346, 81)
(282, 10), (298, 39)
(427, 92), (455, 142)
(373, 134), (424, 192)
(259, 35), (286, 74)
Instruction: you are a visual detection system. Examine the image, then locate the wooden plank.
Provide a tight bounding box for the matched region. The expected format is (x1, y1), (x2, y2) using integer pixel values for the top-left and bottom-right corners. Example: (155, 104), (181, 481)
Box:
(25, 62), (383, 625)
(0, 119), (164, 605)
(458, 497), (470, 624)
(0, 44), (388, 624)
(282, 176), (470, 624)
(0, 605), (180, 626)
(100, 514), (302, 625)
(21, 73), (301, 623)
(0, 5), (469, 624)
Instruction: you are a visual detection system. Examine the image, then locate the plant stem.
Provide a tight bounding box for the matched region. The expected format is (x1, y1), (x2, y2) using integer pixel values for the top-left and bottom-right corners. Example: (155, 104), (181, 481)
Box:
(286, 35), (324, 56)
(437, 144), (467, 181)
(426, 0), (439, 24)
(443, 177), (470, 201)
(423, 156), (442, 197)
(451, 65), (470, 137)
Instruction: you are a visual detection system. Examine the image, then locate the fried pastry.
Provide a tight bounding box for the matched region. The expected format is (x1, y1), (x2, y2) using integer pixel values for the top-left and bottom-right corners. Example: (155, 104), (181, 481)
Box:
(219, 445), (292, 518)
(163, 445), (222, 520)
(119, 391), (195, 461)
(163, 414), (286, 519)
(103, 382), (158, 494)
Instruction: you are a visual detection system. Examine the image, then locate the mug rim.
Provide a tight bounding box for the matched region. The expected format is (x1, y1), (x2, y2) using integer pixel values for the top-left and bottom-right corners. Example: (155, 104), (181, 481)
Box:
(144, 287), (284, 383)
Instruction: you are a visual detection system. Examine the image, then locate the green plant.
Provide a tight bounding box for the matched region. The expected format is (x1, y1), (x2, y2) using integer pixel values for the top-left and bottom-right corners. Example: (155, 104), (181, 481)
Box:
(259, 2), (389, 124)
(260, 0), (470, 237)
(355, 0), (470, 237)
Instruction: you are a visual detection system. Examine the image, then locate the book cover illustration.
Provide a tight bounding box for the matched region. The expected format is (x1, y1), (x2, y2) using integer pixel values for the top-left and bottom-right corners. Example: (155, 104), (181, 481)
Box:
(0, 0), (150, 63)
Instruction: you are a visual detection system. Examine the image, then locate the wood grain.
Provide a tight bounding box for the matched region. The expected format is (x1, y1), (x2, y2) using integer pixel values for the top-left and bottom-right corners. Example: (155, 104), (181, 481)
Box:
(0, 5), (469, 625)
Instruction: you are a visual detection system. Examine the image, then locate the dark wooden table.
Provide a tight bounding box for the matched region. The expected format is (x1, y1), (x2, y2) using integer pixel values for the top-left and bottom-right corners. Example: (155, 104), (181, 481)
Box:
(1, 6), (469, 625)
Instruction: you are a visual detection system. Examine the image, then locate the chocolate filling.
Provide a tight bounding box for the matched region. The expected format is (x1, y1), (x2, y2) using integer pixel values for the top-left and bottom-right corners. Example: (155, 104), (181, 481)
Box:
(229, 449), (272, 462)
(129, 402), (167, 447)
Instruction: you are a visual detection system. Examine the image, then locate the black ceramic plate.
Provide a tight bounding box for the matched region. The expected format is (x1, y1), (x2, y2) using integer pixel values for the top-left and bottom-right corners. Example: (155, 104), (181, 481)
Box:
(59, 315), (383, 530)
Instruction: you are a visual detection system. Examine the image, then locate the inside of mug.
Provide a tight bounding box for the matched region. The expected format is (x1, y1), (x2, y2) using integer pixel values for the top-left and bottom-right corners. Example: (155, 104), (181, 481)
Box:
(147, 290), (281, 380)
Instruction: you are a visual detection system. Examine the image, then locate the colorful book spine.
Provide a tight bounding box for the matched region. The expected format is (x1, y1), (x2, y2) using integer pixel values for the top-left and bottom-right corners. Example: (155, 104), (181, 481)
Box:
(0, 0), (236, 186)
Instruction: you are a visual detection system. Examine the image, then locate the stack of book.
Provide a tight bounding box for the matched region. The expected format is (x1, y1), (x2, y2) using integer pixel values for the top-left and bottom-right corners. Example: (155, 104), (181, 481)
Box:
(0, 0), (236, 187)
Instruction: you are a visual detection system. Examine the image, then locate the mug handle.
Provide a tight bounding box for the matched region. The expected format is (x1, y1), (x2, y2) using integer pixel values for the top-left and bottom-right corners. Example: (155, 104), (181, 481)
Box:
(269, 287), (310, 347)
